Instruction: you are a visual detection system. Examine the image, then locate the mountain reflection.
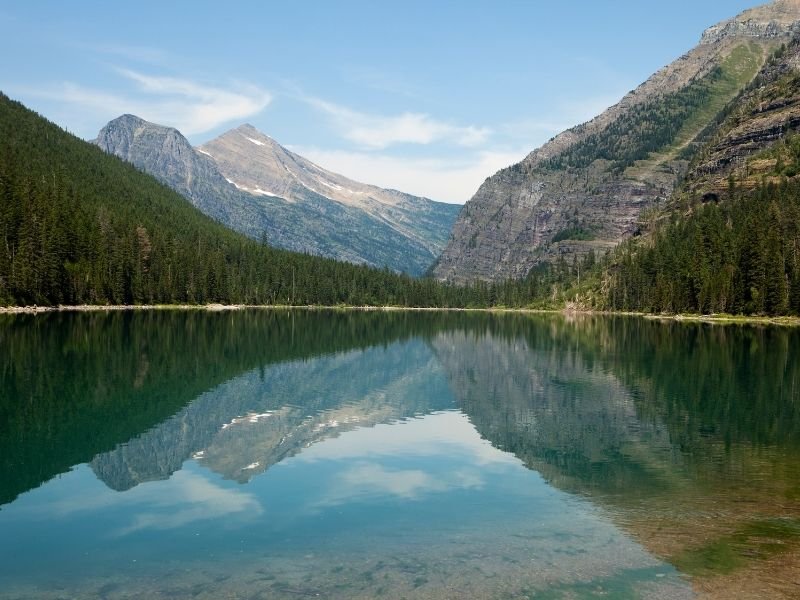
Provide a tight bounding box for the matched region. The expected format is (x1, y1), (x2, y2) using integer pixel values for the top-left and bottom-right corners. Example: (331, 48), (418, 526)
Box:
(433, 315), (800, 595)
(89, 339), (452, 490)
(0, 309), (476, 505)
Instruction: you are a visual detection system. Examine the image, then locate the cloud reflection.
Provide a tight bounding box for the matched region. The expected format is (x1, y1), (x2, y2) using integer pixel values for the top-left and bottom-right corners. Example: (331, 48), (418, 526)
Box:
(315, 462), (484, 507)
(297, 411), (521, 467)
(34, 470), (262, 536)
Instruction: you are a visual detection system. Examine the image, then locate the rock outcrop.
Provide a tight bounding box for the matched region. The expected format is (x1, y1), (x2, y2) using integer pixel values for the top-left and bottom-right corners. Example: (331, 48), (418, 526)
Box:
(683, 34), (800, 195)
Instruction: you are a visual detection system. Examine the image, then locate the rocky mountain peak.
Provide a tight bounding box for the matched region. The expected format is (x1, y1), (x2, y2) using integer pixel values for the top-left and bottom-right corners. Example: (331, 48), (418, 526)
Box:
(95, 114), (231, 209)
(700, 0), (800, 45)
(96, 114), (192, 158)
(96, 116), (459, 276)
(202, 124), (414, 211)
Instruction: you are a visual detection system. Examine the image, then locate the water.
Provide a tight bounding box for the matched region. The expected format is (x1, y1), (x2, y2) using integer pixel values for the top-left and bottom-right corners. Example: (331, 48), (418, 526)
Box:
(1, 310), (798, 599)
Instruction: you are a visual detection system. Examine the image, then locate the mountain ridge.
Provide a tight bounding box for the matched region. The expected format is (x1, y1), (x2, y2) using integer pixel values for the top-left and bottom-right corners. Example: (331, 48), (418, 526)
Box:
(96, 117), (459, 276)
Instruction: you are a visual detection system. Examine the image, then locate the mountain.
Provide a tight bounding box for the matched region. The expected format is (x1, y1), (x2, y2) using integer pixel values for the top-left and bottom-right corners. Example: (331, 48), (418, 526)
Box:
(0, 92), (483, 308)
(434, 0), (800, 283)
(92, 114), (263, 229)
(96, 118), (459, 276)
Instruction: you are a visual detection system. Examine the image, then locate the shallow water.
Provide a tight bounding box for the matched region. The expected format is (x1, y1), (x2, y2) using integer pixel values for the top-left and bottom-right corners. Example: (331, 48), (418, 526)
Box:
(0, 310), (798, 598)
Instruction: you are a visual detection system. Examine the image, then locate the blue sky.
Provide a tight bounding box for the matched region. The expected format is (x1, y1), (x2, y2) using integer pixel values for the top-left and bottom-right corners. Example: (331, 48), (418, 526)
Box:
(1, 1), (758, 203)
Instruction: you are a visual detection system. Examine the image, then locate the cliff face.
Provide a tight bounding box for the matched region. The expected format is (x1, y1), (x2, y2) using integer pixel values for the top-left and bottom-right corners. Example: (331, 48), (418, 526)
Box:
(434, 1), (800, 282)
(94, 114), (243, 227)
(682, 36), (800, 196)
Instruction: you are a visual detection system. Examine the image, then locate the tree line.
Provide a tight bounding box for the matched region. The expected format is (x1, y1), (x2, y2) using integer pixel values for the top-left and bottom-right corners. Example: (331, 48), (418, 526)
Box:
(0, 93), (542, 309)
(603, 178), (800, 315)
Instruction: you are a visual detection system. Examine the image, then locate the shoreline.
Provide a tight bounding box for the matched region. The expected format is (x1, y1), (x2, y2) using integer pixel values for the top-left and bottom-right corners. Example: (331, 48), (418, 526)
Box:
(1, 303), (799, 326)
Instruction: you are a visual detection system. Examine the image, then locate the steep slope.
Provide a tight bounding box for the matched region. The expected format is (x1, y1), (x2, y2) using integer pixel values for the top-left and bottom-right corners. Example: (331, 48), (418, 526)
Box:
(93, 114), (263, 229)
(0, 94), (297, 306)
(200, 124), (460, 275)
(603, 36), (800, 315)
(682, 36), (800, 194)
(96, 117), (459, 275)
(435, 0), (800, 283)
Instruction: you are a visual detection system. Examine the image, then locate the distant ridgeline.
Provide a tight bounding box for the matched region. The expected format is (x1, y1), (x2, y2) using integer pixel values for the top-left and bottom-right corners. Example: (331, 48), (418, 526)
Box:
(0, 93), (534, 308)
(94, 117), (460, 277)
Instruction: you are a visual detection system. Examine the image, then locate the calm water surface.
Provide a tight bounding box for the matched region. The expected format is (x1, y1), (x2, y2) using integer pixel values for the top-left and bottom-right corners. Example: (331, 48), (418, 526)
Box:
(0, 311), (798, 599)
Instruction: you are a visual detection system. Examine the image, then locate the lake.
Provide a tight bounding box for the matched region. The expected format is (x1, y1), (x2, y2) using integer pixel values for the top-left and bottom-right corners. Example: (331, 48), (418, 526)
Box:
(0, 310), (798, 599)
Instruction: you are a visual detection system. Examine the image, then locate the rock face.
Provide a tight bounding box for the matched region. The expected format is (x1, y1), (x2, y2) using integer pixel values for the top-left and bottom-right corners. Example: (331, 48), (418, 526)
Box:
(94, 114), (247, 228)
(95, 118), (459, 276)
(434, 0), (800, 282)
(684, 34), (800, 195)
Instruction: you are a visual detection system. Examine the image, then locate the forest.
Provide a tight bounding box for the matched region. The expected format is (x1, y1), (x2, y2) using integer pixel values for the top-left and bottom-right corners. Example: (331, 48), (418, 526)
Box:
(0, 93), (536, 309)
(4, 88), (800, 317)
(605, 177), (800, 315)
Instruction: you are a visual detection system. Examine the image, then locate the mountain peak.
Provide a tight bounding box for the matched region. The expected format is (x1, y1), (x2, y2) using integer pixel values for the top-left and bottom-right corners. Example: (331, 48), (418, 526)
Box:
(99, 114), (185, 140)
(224, 123), (279, 148)
(95, 114), (228, 207)
(700, 0), (800, 45)
(94, 115), (458, 276)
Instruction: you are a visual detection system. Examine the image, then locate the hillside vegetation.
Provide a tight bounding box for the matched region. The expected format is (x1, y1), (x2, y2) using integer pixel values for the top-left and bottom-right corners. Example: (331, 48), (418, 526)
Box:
(545, 44), (764, 175)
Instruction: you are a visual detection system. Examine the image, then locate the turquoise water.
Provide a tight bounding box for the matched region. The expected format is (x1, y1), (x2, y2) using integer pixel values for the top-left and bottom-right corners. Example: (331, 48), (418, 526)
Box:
(1, 311), (798, 598)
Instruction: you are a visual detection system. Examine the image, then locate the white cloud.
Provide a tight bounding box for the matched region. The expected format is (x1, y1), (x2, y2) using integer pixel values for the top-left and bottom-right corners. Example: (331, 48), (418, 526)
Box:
(290, 145), (528, 204)
(312, 462), (484, 507)
(342, 463), (445, 499)
(286, 89), (626, 203)
(19, 68), (271, 136)
(301, 95), (491, 150)
(115, 470), (262, 535)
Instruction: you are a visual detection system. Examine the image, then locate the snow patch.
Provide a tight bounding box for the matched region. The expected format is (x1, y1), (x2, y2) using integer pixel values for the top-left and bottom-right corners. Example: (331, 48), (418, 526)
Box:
(197, 148), (213, 157)
(247, 412), (274, 423)
(221, 411), (274, 430)
(225, 178), (249, 192)
(281, 164), (336, 201)
(243, 462), (261, 470)
(245, 136), (265, 146)
(317, 179), (344, 192)
(253, 187), (280, 198)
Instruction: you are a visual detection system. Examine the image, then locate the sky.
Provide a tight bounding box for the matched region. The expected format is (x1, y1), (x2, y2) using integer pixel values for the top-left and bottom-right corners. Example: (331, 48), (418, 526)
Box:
(0, 0), (759, 203)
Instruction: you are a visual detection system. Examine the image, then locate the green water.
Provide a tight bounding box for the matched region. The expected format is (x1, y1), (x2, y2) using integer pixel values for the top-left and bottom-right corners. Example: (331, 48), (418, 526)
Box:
(0, 310), (798, 599)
